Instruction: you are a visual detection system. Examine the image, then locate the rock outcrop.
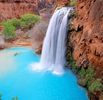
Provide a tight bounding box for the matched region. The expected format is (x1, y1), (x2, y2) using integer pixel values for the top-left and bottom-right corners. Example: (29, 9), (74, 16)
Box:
(70, 0), (103, 76)
(0, 34), (5, 49)
(0, 26), (5, 49)
(31, 19), (49, 54)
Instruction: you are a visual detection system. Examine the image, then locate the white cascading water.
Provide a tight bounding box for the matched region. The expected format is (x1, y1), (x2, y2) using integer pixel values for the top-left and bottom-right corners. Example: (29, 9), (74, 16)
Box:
(31, 7), (73, 75)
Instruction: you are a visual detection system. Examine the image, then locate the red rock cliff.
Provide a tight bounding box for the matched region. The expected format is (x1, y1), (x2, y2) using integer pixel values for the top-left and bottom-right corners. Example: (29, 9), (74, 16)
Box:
(0, 0), (56, 21)
(71, 0), (103, 76)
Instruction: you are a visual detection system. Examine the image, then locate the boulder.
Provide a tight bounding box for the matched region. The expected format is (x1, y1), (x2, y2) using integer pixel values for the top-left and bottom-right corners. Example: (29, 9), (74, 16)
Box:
(0, 34), (5, 49)
(31, 20), (48, 54)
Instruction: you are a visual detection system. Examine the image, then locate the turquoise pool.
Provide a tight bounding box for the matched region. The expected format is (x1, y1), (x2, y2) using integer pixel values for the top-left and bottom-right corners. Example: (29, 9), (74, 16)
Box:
(0, 47), (89, 100)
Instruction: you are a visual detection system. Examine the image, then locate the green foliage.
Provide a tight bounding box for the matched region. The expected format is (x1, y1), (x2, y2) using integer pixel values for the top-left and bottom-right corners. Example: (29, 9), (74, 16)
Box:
(20, 14), (40, 29)
(1, 14), (40, 40)
(70, 60), (77, 71)
(66, 53), (80, 73)
(89, 79), (103, 93)
(68, 55), (103, 94)
(78, 68), (86, 78)
(1, 18), (19, 39)
(78, 67), (95, 80)
(3, 23), (16, 40)
(77, 66), (103, 94)
(69, 0), (77, 6)
(1, 18), (20, 29)
(85, 67), (95, 82)
(8, 18), (20, 28)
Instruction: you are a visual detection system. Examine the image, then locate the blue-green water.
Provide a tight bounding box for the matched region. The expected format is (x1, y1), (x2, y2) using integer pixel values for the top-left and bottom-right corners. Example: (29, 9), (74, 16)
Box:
(0, 47), (89, 100)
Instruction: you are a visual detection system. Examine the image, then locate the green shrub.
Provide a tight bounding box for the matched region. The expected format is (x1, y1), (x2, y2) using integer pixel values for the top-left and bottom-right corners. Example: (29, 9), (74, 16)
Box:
(3, 23), (16, 40)
(78, 67), (95, 79)
(69, 57), (77, 70)
(69, 0), (77, 6)
(85, 67), (95, 82)
(77, 66), (103, 94)
(78, 67), (96, 86)
(1, 19), (19, 39)
(78, 68), (86, 78)
(1, 14), (40, 40)
(20, 14), (40, 29)
(2, 18), (20, 29)
(8, 18), (20, 28)
(67, 54), (103, 95)
(89, 79), (103, 93)
(71, 60), (77, 71)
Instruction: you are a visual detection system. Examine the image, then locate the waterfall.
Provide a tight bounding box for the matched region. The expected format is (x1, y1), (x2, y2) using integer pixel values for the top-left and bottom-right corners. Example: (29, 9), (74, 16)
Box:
(31, 7), (73, 75)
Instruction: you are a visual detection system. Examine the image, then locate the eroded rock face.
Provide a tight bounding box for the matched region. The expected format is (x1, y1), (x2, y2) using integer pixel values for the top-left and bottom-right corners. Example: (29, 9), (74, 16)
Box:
(31, 20), (48, 54)
(0, 1), (38, 21)
(0, 0), (57, 21)
(70, 0), (103, 75)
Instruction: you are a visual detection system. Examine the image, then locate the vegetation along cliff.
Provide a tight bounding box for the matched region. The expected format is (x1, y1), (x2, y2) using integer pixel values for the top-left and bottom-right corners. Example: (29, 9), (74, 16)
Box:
(66, 0), (103, 100)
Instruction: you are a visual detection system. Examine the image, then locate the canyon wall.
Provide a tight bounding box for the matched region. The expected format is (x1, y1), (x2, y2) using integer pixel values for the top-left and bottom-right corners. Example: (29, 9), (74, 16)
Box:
(70, 0), (103, 76)
(0, 0), (56, 21)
